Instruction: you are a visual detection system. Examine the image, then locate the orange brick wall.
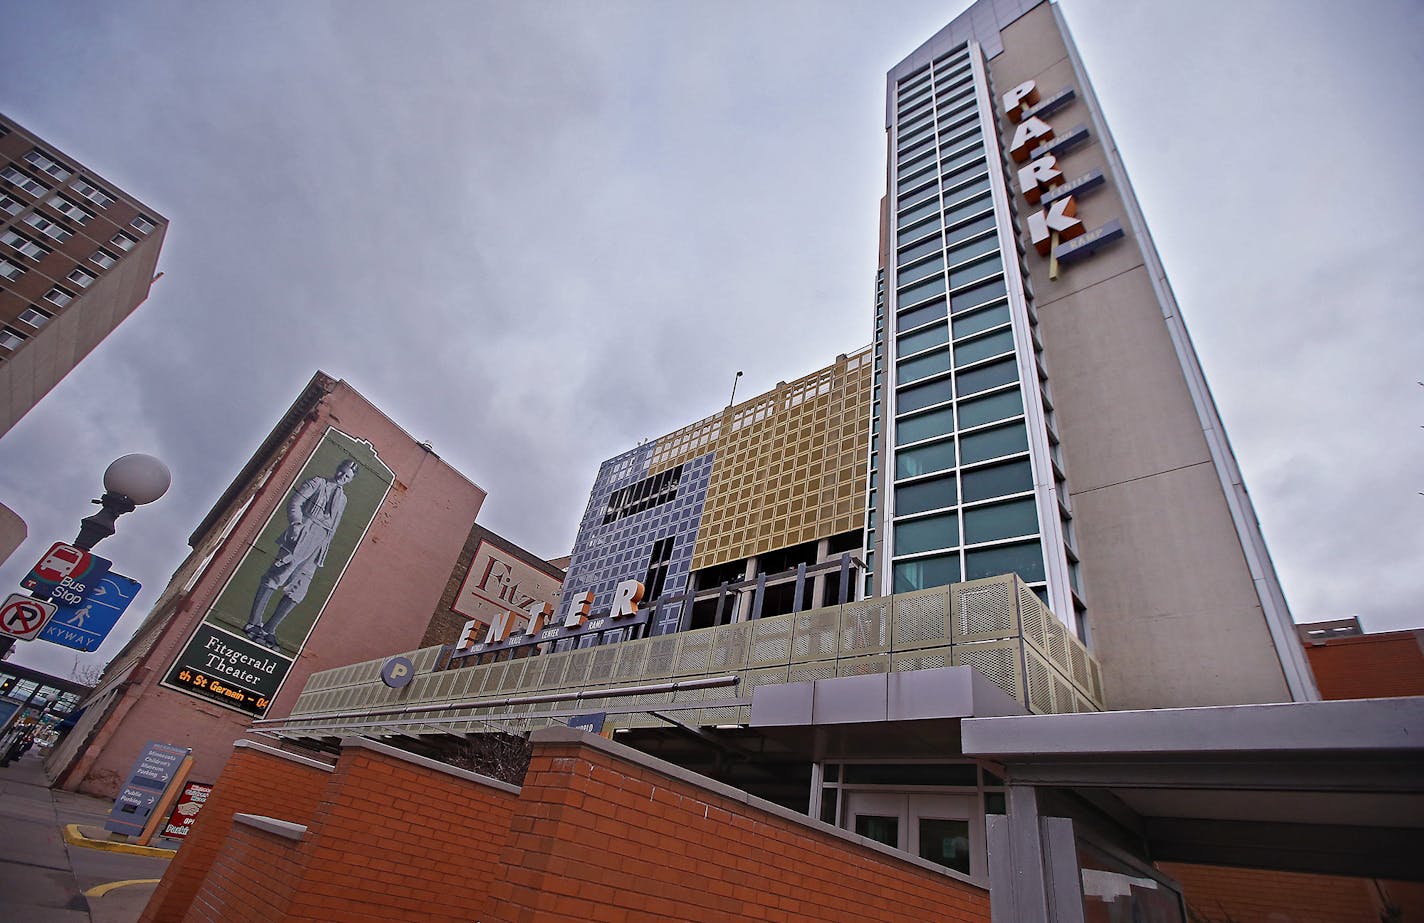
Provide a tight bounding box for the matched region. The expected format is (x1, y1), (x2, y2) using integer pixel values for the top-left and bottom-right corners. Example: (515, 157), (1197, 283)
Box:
(142, 741), (333, 923)
(188, 822), (305, 923)
(1161, 862), (1424, 922)
(277, 745), (519, 922)
(1304, 631), (1424, 700)
(483, 734), (991, 922)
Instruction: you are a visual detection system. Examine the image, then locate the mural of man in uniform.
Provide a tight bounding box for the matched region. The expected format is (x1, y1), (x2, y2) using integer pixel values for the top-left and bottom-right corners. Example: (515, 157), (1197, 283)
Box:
(244, 458), (358, 652)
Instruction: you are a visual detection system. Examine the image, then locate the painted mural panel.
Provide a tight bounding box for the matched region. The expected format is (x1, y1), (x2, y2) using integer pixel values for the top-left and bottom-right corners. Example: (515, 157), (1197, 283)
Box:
(162, 428), (394, 716)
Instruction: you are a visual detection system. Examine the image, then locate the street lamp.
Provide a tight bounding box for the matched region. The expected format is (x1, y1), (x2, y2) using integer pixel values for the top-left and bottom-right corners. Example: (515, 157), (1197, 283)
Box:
(72, 454), (171, 551)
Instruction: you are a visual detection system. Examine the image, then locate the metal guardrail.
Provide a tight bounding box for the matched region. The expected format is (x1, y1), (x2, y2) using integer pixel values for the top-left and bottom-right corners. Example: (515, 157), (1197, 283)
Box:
(277, 575), (1103, 739)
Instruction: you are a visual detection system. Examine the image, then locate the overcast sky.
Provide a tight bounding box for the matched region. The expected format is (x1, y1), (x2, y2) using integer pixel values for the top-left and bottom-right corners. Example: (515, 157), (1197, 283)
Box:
(1, 0), (1420, 678)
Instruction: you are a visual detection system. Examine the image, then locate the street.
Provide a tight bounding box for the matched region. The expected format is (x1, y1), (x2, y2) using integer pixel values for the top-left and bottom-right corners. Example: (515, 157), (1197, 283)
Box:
(0, 749), (172, 922)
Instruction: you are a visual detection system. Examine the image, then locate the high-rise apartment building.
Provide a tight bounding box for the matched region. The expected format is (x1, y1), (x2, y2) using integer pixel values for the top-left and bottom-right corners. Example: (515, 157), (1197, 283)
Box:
(867, 0), (1314, 707)
(0, 114), (166, 436)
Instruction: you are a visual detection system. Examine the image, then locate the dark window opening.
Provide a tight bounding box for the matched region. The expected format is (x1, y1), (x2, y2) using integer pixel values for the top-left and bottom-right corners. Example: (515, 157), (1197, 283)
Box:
(603, 464), (683, 524)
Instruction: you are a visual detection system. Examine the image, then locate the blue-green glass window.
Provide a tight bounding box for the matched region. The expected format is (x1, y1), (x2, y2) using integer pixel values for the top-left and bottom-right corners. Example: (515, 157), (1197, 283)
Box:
(897, 322), (949, 357)
(898, 136), (935, 165)
(897, 234), (943, 265)
(898, 215), (941, 246)
(952, 302), (1011, 339)
(893, 554), (961, 593)
(943, 174), (990, 206)
(896, 297), (947, 333)
(899, 197), (939, 227)
(897, 148), (935, 177)
(943, 192), (992, 230)
(900, 110), (934, 136)
(900, 180), (939, 211)
(897, 167), (937, 195)
(940, 146), (983, 179)
(938, 108), (978, 139)
(954, 328), (1015, 366)
(895, 513), (959, 555)
(896, 406), (954, 445)
(939, 124), (981, 152)
(965, 540), (1045, 583)
(898, 125), (933, 152)
(896, 347), (951, 385)
(896, 438), (955, 478)
(898, 255), (943, 286)
(897, 378), (954, 415)
(961, 458), (1033, 502)
(940, 156), (987, 191)
(944, 212), (995, 245)
(956, 357), (1017, 397)
(945, 233), (998, 269)
(960, 422), (1028, 464)
(963, 497), (1039, 544)
(950, 276), (1008, 313)
(949, 254), (1002, 289)
(898, 274), (947, 307)
(957, 388), (1023, 429)
(896, 475), (958, 516)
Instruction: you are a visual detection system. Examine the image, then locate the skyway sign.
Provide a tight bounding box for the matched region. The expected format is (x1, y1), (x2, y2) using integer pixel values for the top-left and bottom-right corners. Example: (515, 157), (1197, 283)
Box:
(38, 572), (142, 652)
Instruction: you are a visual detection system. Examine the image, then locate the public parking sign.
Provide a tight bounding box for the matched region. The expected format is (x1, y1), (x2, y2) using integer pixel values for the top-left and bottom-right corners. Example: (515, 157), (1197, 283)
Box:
(0, 594), (58, 641)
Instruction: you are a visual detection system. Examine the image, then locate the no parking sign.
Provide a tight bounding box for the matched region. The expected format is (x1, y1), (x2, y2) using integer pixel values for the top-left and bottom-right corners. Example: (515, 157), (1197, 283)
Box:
(0, 594), (57, 642)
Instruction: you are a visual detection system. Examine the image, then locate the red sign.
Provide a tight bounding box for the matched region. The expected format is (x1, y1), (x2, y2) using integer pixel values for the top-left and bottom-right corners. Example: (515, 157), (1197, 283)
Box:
(30, 543), (91, 584)
(160, 781), (213, 838)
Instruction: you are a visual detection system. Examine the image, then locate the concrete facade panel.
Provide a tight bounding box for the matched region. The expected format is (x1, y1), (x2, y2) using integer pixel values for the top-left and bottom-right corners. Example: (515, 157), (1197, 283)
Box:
(1070, 461), (1289, 707)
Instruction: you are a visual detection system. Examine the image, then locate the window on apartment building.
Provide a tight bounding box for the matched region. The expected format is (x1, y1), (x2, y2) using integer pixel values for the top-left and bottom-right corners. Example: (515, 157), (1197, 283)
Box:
(1, 230), (50, 261)
(0, 258), (23, 281)
(0, 327), (26, 351)
(89, 249), (118, 269)
(16, 307), (51, 328)
(23, 212), (73, 243)
(24, 149), (72, 181)
(131, 215), (157, 234)
(47, 195), (92, 224)
(110, 232), (136, 251)
(71, 178), (115, 208)
(0, 193), (23, 216)
(66, 266), (96, 288)
(43, 285), (76, 309)
(1, 166), (49, 197)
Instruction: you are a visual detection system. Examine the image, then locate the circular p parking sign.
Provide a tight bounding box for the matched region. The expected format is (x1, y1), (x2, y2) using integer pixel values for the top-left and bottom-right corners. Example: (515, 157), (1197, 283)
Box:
(0, 594), (58, 641)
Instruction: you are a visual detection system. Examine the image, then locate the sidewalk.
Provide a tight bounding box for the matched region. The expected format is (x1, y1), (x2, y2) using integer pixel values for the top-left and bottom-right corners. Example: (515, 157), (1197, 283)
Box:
(0, 749), (172, 922)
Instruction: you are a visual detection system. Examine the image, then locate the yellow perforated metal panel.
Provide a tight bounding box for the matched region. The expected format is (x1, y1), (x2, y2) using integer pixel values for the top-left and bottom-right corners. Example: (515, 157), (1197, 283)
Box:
(658, 349), (871, 571)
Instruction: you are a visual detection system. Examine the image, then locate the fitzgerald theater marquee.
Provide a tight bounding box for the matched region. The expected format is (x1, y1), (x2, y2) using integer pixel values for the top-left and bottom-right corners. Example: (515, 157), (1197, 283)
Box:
(162, 428), (395, 716)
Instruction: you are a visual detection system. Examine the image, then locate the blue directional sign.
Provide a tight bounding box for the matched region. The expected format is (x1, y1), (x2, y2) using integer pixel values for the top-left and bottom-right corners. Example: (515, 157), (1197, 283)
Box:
(38, 572), (141, 652)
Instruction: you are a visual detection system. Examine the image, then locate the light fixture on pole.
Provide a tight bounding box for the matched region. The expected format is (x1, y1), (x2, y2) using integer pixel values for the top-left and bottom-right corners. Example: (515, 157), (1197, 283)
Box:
(728, 370), (744, 408)
(73, 454), (171, 551)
